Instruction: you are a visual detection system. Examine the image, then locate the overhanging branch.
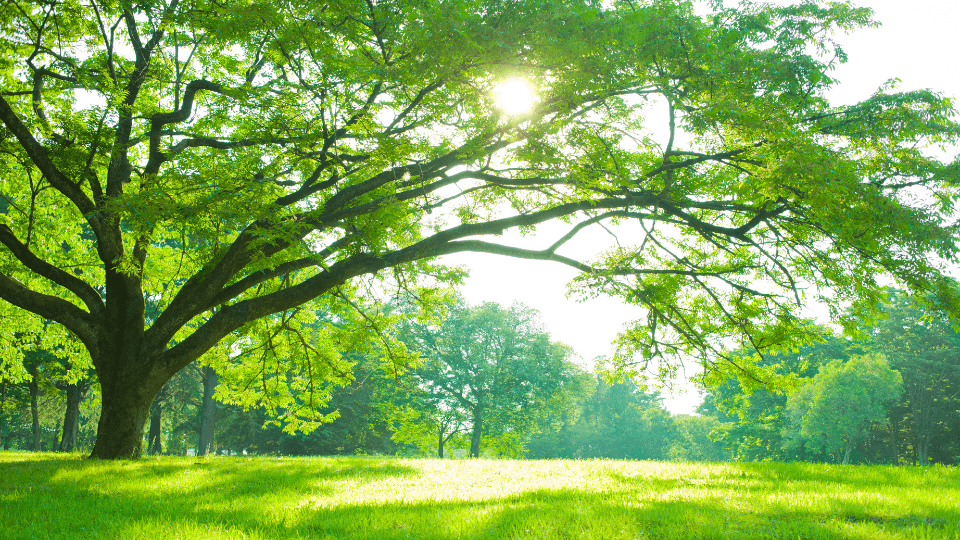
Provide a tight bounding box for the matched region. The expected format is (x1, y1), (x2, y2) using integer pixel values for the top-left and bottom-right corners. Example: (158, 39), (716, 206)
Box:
(0, 273), (99, 353)
(0, 224), (104, 316)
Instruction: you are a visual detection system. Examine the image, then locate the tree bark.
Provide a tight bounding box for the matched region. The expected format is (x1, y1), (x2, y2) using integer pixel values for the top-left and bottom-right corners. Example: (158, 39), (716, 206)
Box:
(59, 383), (83, 452)
(197, 367), (218, 456)
(842, 442), (853, 465)
(89, 375), (161, 459)
(438, 427), (445, 458)
(469, 410), (482, 458)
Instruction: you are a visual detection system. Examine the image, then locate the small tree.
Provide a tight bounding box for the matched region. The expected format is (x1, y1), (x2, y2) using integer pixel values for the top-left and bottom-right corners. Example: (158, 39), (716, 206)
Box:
(402, 302), (575, 457)
(787, 353), (903, 464)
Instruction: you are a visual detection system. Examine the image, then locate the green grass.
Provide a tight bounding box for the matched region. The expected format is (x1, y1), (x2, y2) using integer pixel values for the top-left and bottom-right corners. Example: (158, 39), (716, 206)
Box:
(0, 452), (957, 540)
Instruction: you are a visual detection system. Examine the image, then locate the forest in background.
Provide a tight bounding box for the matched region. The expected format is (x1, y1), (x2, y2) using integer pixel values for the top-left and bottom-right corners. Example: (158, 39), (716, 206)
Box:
(2, 289), (957, 466)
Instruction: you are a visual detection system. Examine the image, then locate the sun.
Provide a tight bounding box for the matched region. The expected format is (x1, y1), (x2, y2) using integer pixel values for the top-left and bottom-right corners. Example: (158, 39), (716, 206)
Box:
(493, 78), (538, 116)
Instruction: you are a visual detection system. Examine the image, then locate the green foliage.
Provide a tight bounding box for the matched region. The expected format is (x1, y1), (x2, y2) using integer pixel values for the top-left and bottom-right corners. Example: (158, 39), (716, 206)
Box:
(2, 0), (960, 457)
(786, 353), (903, 465)
(527, 377), (677, 461)
(869, 292), (960, 465)
(667, 414), (730, 462)
(701, 336), (852, 462)
(395, 301), (576, 457)
(703, 291), (960, 466)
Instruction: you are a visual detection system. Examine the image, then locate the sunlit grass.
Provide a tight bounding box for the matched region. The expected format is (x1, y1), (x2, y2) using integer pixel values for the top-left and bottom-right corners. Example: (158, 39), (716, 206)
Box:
(1, 452), (957, 539)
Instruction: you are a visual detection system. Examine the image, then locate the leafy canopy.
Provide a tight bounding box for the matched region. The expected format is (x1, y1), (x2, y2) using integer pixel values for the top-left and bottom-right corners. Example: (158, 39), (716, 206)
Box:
(786, 352), (903, 464)
(0, 0), (959, 455)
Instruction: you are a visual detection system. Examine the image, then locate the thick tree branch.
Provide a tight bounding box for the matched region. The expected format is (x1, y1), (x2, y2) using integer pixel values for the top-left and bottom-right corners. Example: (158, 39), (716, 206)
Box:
(203, 257), (324, 311)
(144, 79), (225, 176)
(0, 96), (108, 243)
(0, 274), (98, 352)
(0, 224), (104, 316)
(157, 253), (386, 373)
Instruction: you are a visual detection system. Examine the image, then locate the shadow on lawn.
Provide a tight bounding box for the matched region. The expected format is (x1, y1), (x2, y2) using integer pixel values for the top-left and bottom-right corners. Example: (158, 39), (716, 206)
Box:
(2, 455), (958, 540)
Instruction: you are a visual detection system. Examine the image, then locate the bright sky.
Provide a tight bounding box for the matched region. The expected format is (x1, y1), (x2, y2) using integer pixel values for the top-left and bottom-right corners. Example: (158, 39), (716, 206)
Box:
(439, 0), (960, 415)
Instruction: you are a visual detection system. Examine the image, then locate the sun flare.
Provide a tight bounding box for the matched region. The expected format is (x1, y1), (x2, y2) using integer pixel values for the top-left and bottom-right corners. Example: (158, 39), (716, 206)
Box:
(493, 78), (537, 116)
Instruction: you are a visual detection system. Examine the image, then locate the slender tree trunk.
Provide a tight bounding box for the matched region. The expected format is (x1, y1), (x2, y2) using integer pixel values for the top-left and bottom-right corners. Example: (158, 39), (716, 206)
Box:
(147, 383), (168, 455)
(59, 384), (83, 452)
(469, 410), (482, 458)
(148, 396), (163, 455)
(52, 418), (62, 451)
(438, 427), (445, 458)
(842, 442), (853, 465)
(917, 433), (931, 466)
(197, 367), (218, 456)
(28, 365), (40, 452)
(891, 416), (898, 466)
(0, 382), (6, 450)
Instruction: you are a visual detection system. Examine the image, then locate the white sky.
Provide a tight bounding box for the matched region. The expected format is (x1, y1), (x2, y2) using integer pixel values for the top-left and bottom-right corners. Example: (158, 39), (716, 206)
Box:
(439, 0), (960, 415)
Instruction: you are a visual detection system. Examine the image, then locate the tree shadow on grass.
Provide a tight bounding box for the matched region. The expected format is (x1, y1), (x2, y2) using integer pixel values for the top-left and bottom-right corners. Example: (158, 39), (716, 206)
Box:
(725, 461), (959, 490)
(601, 462), (960, 539)
(1, 455), (958, 539)
(255, 485), (959, 540)
(0, 454), (420, 538)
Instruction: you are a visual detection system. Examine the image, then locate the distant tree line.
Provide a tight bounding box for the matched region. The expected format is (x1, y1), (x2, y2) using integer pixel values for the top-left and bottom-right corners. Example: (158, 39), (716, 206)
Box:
(1, 291), (957, 465)
(0, 300), (715, 460)
(701, 291), (960, 466)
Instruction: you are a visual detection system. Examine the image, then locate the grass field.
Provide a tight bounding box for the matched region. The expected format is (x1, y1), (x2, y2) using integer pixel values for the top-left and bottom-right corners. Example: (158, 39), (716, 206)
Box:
(0, 452), (957, 540)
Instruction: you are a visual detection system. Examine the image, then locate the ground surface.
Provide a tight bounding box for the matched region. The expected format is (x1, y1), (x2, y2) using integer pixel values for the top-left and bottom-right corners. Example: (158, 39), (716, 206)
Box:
(0, 452), (957, 539)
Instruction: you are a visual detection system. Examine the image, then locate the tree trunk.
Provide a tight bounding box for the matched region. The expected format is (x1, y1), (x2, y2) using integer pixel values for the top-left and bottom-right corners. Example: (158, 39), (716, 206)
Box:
(0, 382), (6, 451)
(89, 376), (160, 459)
(59, 384), (83, 452)
(438, 427), (445, 458)
(28, 365), (40, 452)
(917, 432), (931, 466)
(891, 416), (899, 466)
(197, 367), (218, 456)
(842, 442), (853, 465)
(148, 395), (163, 455)
(469, 411), (482, 458)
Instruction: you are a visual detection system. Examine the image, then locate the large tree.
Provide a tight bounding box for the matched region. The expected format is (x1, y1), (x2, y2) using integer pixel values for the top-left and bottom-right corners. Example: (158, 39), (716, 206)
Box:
(1, 0), (959, 458)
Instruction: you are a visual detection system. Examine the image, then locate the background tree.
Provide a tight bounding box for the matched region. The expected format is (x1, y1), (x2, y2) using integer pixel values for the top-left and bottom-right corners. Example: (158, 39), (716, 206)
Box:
(196, 366), (219, 456)
(870, 292), (960, 465)
(524, 366), (596, 459)
(401, 302), (575, 457)
(702, 292), (960, 465)
(667, 415), (729, 463)
(388, 384), (471, 458)
(2, 0), (959, 458)
(144, 366), (203, 456)
(786, 353), (903, 465)
(211, 353), (401, 456)
(703, 337), (850, 462)
(578, 380), (675, 460)
(147, 383), (167, 455)
(54, 364), (93, 452)
(527, 376), (676, 460)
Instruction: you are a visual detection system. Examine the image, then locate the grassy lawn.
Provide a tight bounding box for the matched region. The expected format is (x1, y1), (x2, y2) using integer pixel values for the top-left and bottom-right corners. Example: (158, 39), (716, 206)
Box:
(0, 452), (957, 540)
